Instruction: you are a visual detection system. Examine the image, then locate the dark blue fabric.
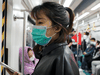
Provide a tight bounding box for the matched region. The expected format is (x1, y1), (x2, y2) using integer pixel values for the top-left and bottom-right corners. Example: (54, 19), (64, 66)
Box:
(82, 45), (96, 69)
(84, 45), (96, 57)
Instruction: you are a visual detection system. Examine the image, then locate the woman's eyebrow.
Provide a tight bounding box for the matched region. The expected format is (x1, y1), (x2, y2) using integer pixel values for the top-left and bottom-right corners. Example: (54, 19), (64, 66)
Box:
(37, 18), (46, 20)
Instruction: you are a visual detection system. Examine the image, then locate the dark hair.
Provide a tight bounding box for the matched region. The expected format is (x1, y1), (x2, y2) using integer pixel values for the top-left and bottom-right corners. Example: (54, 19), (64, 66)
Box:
(85, 32), (89, 36)
(27, 48), (32, 53)
(71, 28), (76, 33)
(91, 38), (96, 41)
(73, 31), (76, 33)
(71, 28), (74, 32)
(97, 40), (100, 45)
(31, 2), (74, 52)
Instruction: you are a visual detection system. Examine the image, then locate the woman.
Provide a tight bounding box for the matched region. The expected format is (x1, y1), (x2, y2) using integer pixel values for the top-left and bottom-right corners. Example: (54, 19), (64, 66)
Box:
(7, 2), (79, 75)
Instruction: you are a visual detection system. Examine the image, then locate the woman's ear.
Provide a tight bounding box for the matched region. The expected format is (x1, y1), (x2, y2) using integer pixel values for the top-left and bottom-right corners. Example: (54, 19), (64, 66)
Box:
(54, 26), (62, 33)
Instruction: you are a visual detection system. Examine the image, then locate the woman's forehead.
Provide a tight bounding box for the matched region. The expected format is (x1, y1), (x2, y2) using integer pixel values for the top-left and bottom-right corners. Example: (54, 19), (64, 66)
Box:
(33, 11), (49, 21)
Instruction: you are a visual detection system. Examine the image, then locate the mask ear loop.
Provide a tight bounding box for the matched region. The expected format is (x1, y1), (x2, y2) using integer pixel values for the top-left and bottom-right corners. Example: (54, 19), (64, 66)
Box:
(46, 26), (56, 38)
(51, 33), (56, 37)
(52, 19), (69, 33)
(46, 26), (52, 29)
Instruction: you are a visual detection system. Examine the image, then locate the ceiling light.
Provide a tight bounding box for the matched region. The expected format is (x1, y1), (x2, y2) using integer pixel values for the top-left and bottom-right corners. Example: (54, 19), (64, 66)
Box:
(63, 0), (73, 7)
(91, 3), (100, 10)
(77, 12), (89, 20)
(31, 0), (42, 6)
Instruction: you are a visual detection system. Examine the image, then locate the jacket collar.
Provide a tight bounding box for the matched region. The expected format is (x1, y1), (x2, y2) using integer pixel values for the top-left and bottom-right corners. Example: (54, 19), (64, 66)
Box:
(41, 42), (68, 57)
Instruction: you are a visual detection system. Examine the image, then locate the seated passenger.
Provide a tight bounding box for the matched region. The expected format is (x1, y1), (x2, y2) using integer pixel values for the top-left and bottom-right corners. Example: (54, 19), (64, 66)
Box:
(83, 38), (96, 56)
(93, 48), (100, 61)
(83, 38), (96, 69)
(96, 41), (100, 48)
(19, 47), (39, 75)
(93, 41), (100, 56)
(91, 61), (100, 75)
(92, 41), (100, 61)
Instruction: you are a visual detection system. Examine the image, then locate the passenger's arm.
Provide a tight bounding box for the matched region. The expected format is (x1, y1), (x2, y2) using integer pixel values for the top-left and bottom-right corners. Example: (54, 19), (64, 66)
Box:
(83, 48), (89, 55)
(68, 43), (72, 47)
(93, 52), (100, 59)
(85, 48), (94, 56)
(84, 48), (89, 53)
(5, 68), (20, 75)
(13, 72), (20, 75)
(5, 68), (13, 75)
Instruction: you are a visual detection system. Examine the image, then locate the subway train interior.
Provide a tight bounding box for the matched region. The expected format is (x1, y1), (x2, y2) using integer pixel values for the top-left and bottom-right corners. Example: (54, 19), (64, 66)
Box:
(0, 0), (100, 75)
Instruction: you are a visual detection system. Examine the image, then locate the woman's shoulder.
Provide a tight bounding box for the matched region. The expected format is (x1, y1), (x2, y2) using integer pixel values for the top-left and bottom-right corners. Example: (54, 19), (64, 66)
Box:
(50, 45), (73, 59)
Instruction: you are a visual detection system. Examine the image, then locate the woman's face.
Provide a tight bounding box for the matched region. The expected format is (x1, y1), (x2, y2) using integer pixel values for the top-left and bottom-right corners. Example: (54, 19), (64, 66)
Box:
(32, 11), (62, 44)
(33, 12), (56, 37)
(28, 50), (33, 58)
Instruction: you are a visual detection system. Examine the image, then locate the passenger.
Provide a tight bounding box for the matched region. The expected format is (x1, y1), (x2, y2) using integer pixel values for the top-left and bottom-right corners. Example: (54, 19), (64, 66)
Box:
(67, 28), (74, 48)
(6, 47), (39, 75)
(92, 47), (100, 61)
(81, 32), (90, 51)
(91, 61), (100, 75)
(96, 41), (100, 48)
(71, 30), (77, 55)
(93, 41), (100, 56)
(82, 38), (96, 69)
(92, 41), (100, 61)
(19, 47), (39, 75)
(7, 2), (80, 75)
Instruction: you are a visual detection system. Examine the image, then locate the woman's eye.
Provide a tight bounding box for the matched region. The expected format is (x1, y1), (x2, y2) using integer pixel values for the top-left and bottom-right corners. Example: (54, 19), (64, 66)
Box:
(38, 22), (43, 24)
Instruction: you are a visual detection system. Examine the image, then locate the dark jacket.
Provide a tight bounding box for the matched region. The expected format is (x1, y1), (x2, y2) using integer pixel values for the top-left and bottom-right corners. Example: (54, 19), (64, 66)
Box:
(94, 47), (100, 56)
(81, 39), (87, 52)
(84, 45), (96, 64)
(32, 42), (80, 75)
(84, 45), (96, 57)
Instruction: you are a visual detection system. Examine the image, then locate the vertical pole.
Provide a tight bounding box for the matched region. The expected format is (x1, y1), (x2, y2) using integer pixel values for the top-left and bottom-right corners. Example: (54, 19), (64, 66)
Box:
(22, 11), (26, 75)
(76, 13), (79, 64)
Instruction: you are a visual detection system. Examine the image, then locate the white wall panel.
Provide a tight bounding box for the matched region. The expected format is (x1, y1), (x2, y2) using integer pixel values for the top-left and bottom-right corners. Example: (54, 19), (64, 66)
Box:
(7, 11), (24, 72)
(6, 0), (13, 69)
(6, 0), (26, 73)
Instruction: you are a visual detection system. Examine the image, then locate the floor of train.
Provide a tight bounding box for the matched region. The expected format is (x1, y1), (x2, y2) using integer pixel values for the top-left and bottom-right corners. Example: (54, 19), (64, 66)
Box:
(79, 68), (91, 75)
(78, 60), (92, 75)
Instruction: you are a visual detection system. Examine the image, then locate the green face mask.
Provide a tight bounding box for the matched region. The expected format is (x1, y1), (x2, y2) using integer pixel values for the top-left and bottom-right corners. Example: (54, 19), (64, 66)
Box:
(31, 25), (56, 46)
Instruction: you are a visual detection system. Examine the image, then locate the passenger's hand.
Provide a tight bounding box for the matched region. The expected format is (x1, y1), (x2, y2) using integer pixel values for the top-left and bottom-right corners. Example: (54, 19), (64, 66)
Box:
(13, 72), (20, 75)
(5, 68), (20, 75)
(5, 68), (13, 75)
(68, 43), (72, 47)
(83, 52), (87, 55)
